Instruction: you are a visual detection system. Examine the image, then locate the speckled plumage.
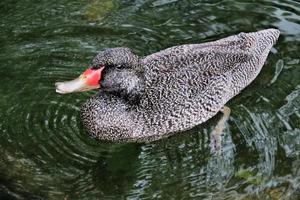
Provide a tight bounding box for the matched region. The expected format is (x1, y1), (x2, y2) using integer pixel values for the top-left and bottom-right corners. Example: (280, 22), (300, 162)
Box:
(80, 29), (280, 142)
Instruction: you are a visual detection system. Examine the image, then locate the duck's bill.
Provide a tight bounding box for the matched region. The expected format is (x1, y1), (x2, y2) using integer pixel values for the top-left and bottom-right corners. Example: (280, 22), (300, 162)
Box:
(55, 77), (99, 94)
(55, 68), (103, 94)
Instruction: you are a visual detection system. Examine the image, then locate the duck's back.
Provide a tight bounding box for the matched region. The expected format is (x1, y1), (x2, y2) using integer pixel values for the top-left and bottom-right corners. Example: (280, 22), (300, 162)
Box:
(136, 29), (280, 139)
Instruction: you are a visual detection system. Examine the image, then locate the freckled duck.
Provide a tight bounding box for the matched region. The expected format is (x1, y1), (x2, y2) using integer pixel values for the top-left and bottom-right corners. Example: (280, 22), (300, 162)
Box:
(55, 29), (280, 142)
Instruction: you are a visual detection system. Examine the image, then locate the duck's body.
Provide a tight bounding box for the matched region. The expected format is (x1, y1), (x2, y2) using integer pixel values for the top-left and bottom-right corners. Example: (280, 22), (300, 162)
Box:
(56, 29), (280, 142)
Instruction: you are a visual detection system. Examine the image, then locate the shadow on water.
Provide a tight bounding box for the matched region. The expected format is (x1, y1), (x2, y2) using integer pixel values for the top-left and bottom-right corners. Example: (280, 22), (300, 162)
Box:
(0, 0), (300, 199)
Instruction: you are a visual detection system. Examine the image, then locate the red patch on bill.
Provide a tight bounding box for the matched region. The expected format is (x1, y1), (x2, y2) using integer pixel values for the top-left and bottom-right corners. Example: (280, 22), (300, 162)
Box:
(82, 67), (104, 86)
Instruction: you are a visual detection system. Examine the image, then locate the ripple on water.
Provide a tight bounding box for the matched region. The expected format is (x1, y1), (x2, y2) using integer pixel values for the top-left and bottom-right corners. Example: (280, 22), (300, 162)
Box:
(1, 86), (105, 167)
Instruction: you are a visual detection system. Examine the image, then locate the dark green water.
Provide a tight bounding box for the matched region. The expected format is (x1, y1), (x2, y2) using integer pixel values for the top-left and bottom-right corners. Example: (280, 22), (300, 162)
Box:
(0, 0), (300, 199)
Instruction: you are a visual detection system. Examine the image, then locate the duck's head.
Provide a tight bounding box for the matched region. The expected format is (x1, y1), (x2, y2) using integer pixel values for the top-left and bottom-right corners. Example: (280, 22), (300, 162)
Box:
(55, 47), (139, 94)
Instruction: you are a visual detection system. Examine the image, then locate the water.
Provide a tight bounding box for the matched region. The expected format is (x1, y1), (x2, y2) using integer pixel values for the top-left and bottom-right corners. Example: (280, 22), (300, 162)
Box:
(0, 0), (299, 199)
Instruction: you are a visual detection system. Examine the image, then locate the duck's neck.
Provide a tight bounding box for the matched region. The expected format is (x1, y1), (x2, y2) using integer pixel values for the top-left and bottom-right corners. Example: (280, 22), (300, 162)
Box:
(100, 67), (145, 103)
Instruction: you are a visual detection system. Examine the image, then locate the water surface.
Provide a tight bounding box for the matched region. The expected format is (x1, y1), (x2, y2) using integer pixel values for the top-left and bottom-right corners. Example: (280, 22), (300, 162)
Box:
(0, 0), (300, 199)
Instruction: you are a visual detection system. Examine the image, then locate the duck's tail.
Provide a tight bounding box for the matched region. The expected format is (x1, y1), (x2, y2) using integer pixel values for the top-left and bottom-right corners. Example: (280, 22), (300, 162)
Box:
(228, 28), (280, 96)
(247, 28), (280, 55)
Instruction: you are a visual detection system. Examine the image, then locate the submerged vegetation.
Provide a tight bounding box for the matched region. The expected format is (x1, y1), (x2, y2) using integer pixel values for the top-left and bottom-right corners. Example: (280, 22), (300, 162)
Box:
(84, 0), (115, 21)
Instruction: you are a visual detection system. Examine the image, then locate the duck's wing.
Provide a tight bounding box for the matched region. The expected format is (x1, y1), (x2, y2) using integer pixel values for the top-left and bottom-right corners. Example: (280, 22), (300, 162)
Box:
(142, 29), (280, 77)
(135, 29), (279, 139)
(136, 29), (279, 138)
